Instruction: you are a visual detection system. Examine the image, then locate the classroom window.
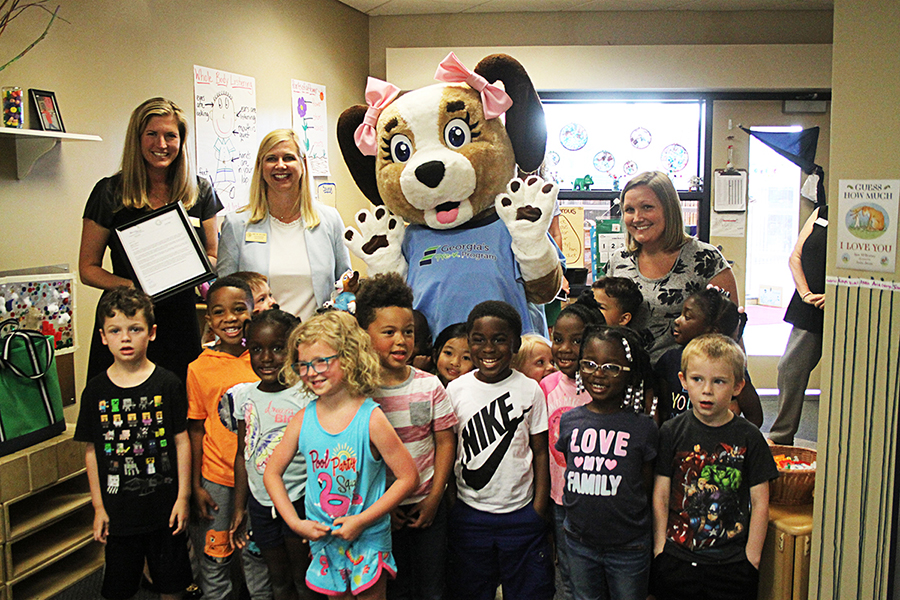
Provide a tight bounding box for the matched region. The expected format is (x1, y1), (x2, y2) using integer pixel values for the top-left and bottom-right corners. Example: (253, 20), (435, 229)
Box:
(540, 97), (705, 192)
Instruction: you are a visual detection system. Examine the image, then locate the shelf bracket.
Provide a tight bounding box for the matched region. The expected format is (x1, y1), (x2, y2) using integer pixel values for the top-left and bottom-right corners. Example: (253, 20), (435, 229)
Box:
(13, 135), (59, 179)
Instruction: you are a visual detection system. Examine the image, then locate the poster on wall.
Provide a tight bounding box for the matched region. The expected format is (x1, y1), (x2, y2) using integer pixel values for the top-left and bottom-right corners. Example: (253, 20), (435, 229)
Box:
(291, 79), (329, 177)
(558, 206), (585, 268)
(193, 65), (258, 213)
(836, 179), (898, 272)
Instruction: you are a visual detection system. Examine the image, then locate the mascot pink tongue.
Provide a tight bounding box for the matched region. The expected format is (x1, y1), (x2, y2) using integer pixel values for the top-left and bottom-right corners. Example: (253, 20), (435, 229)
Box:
(436, 205), (459, 224)
(338, 53), (564, 339)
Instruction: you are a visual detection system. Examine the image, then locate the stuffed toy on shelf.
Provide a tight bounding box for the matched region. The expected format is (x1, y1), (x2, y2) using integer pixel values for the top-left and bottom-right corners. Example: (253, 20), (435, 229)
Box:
(337, 52), (564, 338)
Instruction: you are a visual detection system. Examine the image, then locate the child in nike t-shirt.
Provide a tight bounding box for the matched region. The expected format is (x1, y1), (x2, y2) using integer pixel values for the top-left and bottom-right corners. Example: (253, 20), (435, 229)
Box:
(446, 301), (554, 600)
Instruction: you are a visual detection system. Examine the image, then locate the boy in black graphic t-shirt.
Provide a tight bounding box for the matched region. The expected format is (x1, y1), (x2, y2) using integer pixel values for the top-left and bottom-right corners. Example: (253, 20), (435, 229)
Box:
(446, 301), (554, 600)
(75, 288), (192, 600)
(651, 335), (778, 600)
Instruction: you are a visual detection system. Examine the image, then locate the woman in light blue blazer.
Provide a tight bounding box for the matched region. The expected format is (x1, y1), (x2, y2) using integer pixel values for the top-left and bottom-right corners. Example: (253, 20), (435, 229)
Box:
(218, 129), (351, 319)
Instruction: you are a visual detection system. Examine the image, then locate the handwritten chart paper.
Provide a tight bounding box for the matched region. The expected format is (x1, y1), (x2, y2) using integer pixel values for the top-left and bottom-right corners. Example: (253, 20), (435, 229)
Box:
(291, 79), (329, 177)
(194, 65), (258, 212)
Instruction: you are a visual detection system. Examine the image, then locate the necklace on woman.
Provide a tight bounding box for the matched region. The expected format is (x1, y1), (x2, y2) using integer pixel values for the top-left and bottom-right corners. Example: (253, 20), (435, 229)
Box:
(270, 210), (301, 224)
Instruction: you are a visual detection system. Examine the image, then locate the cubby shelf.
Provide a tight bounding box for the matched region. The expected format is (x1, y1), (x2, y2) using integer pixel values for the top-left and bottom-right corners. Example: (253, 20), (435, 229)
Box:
(0, 428), (104, 599)
(0, 128), (102, 179)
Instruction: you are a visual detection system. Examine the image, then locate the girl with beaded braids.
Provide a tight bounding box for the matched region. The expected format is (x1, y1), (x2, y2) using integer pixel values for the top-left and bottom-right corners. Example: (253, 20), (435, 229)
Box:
(554, 324), (659, 600)
(653, 286), (763, 426)
(540, 292), (605, 600)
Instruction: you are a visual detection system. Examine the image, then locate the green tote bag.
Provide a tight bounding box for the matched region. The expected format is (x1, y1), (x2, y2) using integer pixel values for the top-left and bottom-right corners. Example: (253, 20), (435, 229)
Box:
(0, 319), (65, 456)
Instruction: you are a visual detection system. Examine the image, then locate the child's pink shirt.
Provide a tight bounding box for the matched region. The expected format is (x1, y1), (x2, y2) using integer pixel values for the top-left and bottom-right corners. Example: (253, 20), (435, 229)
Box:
(540, 370), (591, 505)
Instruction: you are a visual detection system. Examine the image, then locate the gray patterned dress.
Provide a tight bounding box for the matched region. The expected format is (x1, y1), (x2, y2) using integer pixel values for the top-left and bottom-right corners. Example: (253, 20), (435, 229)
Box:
(606, 238), (730, 364)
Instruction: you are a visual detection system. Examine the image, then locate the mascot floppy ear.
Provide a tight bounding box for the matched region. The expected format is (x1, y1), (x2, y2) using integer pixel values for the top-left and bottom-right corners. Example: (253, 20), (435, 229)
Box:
(337, 106), (382, 205)
(475, 54), (547, 173)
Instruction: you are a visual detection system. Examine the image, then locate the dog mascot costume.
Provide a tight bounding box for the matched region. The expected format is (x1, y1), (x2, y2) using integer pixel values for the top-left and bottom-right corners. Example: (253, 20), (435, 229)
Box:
(338, 52), (563, 338)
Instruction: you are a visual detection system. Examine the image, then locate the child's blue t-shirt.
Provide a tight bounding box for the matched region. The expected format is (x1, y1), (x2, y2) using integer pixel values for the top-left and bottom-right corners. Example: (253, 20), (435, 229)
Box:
(556, 406), (658, 546)
(229, 382), (313, 506)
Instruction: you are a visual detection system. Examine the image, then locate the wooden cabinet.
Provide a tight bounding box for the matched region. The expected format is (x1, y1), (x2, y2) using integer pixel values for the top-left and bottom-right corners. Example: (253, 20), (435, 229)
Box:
(0, 427), (103, 599)
(759, 503), (813, 600)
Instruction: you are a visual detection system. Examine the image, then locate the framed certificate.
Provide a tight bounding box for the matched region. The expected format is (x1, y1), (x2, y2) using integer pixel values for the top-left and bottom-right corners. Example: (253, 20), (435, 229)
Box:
(115, 202), (215, 301)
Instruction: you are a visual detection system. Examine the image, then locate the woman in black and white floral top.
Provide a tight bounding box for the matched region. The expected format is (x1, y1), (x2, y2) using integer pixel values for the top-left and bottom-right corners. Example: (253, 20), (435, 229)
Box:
(606, 171), (738, 364)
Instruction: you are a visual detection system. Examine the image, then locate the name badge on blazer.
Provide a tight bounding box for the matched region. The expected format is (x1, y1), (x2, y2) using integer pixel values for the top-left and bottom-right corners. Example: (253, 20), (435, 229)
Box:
(246, 232), (267, 243)
(189, 216), (201, 228)
(815, 218), (828, 227)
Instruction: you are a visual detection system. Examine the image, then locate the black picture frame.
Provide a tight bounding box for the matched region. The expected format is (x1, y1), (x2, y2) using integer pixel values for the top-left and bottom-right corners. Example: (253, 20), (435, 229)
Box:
(115, 202), (215, 302)
(28, 89), (65, 132)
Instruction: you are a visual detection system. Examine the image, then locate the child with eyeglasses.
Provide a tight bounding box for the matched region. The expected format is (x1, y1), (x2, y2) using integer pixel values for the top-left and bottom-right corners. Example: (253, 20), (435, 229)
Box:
(540, 295), (605, 599)
(264, 311), (418, 599)
(555, 325), (659, 600)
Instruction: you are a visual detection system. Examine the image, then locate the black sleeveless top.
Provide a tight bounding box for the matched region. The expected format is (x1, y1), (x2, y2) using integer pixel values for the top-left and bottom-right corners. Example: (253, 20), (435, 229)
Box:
(784, 205), (827, 333)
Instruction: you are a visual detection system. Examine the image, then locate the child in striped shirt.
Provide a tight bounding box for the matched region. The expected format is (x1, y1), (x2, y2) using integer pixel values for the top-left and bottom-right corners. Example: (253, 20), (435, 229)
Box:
(357, 273), (458, 600)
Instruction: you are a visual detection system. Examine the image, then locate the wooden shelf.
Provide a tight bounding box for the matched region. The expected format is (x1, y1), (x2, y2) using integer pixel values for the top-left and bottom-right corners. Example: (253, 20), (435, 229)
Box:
(5, 540), (102, 600)
(5, 506), (93, 580)
(5, 472), (90, 542)
(0, 128), (102, 179)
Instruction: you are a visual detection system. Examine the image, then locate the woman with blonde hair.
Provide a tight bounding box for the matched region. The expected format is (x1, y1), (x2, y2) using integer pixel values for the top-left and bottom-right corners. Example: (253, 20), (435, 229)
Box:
(606, 171), (738, 363)
(218, 129), (351, 319)
(80, 97), (221, 382)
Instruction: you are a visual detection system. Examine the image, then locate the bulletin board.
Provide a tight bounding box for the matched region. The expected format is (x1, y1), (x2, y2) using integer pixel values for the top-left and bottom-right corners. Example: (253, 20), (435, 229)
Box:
(0, 273), (76, 353)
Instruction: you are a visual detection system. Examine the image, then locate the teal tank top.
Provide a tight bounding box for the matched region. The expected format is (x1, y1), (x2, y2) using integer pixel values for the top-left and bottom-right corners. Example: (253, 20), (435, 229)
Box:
(299, 398), (390, 551)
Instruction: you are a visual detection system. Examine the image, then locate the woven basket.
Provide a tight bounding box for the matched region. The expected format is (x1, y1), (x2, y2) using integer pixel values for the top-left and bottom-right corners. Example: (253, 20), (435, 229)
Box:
(769, 445), (816, 505)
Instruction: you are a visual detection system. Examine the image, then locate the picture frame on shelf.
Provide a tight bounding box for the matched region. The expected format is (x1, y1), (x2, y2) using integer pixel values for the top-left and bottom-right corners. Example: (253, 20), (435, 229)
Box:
(28, 89), (65, 132)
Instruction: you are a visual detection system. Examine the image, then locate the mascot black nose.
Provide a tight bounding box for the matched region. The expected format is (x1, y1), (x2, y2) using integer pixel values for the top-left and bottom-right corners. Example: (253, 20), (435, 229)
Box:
(415, 161), (445, 189)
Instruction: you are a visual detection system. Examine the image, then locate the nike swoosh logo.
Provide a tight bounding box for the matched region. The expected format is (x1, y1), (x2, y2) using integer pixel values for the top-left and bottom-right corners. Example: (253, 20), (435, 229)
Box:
(461, 406), (531, 490)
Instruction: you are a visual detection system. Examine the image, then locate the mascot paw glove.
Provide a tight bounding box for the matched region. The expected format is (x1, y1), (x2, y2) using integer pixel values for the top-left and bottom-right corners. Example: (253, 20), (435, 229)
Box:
(343, 207), (408, 278)
(495, 176), (560, 281)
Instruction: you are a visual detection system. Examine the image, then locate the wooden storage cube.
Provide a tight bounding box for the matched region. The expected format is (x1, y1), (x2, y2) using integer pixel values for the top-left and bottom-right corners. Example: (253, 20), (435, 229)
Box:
(26, 441), (59, 491)
(4, 504), (93, 581)
(6, 539), (102, 600)
(759, 503), (813, 600)
(55, 433), (82, 479)
(0, 456), (29, 506)
(3, 471), (89, 543)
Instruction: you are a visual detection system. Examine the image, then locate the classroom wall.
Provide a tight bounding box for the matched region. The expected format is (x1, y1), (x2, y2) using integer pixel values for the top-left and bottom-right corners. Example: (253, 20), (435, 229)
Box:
(369, 10), (834, 80)
(0, 0), (371, 416)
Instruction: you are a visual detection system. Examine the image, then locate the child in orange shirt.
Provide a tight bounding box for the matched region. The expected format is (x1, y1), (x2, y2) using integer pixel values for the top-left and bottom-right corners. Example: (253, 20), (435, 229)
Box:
(187, 276), (269, 598)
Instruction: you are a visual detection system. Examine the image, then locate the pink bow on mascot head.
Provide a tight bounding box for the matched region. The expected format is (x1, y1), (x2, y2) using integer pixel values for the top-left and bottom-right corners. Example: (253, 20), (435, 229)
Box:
(434, 52), (513, 120)
(353, 77), (401, 156)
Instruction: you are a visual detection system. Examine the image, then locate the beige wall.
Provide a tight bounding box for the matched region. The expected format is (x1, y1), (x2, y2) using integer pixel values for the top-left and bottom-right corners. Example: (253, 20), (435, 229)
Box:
(0, 0), (370, 416)
(812, 0), (900, 597)
(369, 10), (834, 79)
(386, 44), (832, 92)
